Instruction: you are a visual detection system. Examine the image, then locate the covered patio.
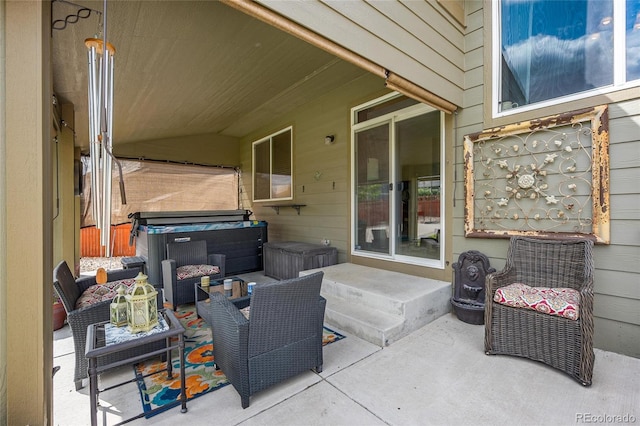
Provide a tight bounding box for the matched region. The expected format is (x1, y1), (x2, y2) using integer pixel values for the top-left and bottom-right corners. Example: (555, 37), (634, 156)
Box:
(2, 1), (639, 423)
(53, 276), (640, 425)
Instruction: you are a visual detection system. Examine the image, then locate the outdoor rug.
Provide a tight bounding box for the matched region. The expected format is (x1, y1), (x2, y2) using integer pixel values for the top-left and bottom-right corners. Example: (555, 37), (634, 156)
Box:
(133, 304), (346, 417)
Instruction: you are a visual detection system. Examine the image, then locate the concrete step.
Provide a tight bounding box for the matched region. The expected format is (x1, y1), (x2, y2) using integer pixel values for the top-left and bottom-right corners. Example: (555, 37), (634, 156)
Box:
(322, 293), (405, 347)
(302, 263), (451, 347)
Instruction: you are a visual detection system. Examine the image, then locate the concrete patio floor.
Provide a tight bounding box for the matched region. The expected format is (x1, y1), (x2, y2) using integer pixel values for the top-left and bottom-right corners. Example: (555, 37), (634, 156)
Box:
(54, 305), (640, 426)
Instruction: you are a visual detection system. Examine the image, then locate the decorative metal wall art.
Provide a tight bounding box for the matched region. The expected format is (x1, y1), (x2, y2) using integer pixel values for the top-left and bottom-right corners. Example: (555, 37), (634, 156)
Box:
(464, 106), (609, 244)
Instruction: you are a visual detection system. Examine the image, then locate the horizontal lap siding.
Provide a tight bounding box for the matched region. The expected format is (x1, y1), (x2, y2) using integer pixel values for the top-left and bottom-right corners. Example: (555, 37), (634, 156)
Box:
(256, 0), (467, 279)
(259, 0), (464, 107)
(595, 104), (640, 357)
(456, 3), (640, 357)
(240, 73), (386, 264)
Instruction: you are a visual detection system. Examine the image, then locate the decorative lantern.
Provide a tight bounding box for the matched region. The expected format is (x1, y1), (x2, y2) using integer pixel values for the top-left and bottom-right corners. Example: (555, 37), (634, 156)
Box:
(109, 286), (128, 327)
(126, 272), (159, 333)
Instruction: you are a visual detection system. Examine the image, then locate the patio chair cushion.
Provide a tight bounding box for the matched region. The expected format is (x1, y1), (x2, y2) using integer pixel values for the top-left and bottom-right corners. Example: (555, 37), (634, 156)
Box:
(75, 278), (136, 309)
(494, 283), (580, 321)
(176, 264), (220, 280)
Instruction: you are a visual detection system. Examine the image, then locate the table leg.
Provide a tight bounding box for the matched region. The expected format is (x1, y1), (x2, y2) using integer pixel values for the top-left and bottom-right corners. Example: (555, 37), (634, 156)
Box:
(179, 334), (187, 413)
(88, 357), (98, 426)
(165, 336), (173, 379)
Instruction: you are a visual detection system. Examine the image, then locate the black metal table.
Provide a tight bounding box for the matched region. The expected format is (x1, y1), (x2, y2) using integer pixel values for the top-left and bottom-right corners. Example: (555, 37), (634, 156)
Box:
(85, 309), (186, 426)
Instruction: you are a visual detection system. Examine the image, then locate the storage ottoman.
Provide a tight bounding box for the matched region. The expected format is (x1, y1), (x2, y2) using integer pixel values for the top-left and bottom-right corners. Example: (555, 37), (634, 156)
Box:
(264, 241), (337, 280)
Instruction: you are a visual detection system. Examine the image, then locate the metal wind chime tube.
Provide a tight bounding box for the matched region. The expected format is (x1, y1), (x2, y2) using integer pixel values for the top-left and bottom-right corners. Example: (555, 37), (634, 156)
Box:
(102, 48), (115, 253)
(85, 0), (116, 256)
(86, 42), (101, 227)
(100, 51), (113, 253)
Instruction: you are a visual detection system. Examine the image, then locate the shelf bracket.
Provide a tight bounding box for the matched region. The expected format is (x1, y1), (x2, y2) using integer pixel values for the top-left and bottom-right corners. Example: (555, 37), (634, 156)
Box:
(265, 204), (306, 215)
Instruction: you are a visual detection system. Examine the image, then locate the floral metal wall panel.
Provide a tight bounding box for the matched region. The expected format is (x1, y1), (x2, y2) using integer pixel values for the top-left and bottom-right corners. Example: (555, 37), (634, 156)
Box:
(464, 106), (609, 244)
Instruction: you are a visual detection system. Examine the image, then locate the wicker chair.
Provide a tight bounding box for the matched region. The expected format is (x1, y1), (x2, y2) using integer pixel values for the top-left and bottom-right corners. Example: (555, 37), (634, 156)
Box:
(161, 240), (225, 310)
(53, 260), (165, 390)
(484, 236), (595, 385)
(204, 271), (326, 408)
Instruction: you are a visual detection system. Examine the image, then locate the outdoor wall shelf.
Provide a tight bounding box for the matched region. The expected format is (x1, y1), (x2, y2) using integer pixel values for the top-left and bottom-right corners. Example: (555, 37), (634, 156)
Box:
(265, 204), (307, 215)
(463, 105), (610, 244)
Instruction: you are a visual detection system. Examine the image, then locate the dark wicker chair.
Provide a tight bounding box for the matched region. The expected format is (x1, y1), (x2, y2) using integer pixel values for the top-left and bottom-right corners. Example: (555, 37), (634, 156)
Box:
(53, 260), (165, 390)
(161, 240), (225, 310)
(484, 236), (595, 385)
(204, 271), (326, 408)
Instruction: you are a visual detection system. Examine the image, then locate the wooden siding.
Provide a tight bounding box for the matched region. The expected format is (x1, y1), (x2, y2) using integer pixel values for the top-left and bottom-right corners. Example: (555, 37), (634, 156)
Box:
(259, 0), (464, 108)
(239, 73), (388, 265)
(238, 0), (640, 357)
(455, 3), (640, 358)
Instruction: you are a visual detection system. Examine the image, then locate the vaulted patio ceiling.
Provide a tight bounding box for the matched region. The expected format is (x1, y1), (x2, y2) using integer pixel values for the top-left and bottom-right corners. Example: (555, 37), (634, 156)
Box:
(51, 0), (373, 152)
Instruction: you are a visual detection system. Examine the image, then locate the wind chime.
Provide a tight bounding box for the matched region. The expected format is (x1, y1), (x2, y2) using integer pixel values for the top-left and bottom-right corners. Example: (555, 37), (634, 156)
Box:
(85, 0), (125, 256)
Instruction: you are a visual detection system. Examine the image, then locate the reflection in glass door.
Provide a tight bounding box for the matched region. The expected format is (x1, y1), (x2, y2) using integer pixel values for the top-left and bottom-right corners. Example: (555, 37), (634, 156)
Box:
(395, 112), (441, 261)
(352, 94), (442, 265)
(354, 123), (390, 255)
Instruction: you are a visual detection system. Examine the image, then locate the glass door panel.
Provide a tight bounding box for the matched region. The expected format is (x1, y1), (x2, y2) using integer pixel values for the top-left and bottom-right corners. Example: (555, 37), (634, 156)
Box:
(395, 111), (441, 261)
(354, 124), (390, 254)
(352, 93), (443, 267)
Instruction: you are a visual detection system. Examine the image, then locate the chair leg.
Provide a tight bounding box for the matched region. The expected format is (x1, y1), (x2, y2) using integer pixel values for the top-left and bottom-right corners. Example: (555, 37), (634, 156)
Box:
(75, 379), (84, 391)
(241, 396), (250, 409)
(314, 364), (323, 373)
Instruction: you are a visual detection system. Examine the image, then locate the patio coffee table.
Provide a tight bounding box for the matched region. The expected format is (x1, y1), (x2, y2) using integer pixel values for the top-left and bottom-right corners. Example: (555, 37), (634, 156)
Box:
(85, 309), (186, 426)
(195, 277), (249, 323)
(194, 276), (247, 303)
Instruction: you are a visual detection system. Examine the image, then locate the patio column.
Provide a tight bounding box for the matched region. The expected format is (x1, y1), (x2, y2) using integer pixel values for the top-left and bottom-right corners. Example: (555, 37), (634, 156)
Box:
(1, 1), (53, 424)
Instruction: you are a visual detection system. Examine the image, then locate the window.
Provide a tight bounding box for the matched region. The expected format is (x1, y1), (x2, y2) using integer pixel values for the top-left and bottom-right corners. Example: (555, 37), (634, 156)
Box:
(252, 127), (293, 202)
(495, 0), (640, 115)
(352, 93), (444, 268)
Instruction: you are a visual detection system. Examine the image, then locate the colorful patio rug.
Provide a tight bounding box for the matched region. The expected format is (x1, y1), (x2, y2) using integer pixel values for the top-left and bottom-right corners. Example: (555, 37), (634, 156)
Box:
(133, 304), (345, 417)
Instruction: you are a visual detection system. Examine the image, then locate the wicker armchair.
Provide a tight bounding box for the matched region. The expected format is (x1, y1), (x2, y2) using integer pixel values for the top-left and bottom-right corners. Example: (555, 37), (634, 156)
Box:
(53, 260), (165, 390)
(205, 271), (326, 408)
(161, 240), (225, 310)
(484, 236), (595, 385)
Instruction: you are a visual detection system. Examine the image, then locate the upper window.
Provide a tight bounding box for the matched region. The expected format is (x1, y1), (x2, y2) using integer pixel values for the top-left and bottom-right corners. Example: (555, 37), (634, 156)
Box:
(252, 127), (293, 202)
(495, 0), (640, 115)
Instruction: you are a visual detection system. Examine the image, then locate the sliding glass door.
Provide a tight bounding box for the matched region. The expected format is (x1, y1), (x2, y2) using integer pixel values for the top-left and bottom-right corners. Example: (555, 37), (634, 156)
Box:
(352, 94), (443, 266)
(354, 123), (391, 255)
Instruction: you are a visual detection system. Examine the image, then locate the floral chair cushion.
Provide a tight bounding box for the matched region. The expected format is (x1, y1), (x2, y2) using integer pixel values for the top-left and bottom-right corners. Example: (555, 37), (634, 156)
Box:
(75, 278), (136, 310)
(176, 264), (220, 281)
(494, 282), (580, 321)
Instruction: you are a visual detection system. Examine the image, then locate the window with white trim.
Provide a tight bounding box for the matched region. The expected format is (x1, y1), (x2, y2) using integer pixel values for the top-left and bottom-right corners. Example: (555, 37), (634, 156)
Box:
(494, 0), (640, 115)
(252, 127), (293, 202)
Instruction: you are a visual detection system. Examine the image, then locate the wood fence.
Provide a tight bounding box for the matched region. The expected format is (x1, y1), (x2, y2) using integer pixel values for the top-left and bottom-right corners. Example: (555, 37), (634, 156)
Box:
(80, 224), (136, 257)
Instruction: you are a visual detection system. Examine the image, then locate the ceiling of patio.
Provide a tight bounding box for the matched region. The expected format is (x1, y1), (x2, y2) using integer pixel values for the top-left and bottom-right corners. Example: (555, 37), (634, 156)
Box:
(51, 0), (373, 152)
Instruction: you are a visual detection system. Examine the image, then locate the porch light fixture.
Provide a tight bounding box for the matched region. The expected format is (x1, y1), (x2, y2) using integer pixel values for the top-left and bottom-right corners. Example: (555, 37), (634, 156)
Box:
(85, 0), (126, 256)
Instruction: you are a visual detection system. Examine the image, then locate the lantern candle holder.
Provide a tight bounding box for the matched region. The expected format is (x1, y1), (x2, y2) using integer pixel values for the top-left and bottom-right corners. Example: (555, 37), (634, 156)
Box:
(109, 286), (128, 327)
(126, 272), (159, 333)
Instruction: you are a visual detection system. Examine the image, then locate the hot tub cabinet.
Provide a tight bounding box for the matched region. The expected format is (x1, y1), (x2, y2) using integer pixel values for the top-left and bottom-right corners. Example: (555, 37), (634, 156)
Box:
(131, 211), (267, 291)
(264, 241), (337, 280)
